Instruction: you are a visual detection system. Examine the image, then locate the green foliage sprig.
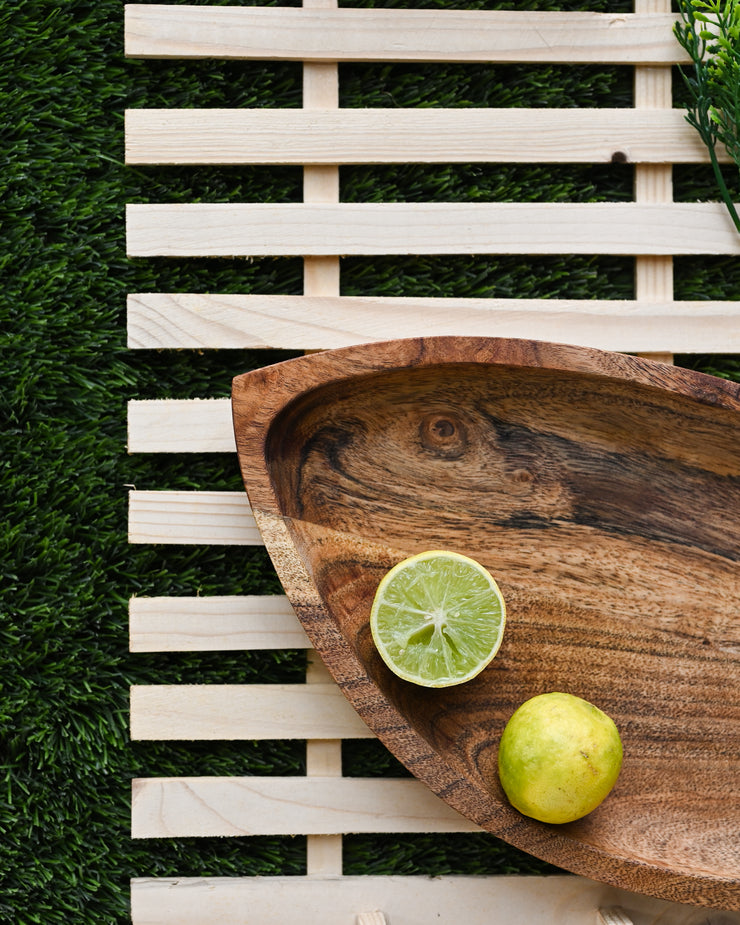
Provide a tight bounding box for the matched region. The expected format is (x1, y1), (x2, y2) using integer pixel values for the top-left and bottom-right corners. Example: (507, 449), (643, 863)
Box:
(675, 0), (740, 233)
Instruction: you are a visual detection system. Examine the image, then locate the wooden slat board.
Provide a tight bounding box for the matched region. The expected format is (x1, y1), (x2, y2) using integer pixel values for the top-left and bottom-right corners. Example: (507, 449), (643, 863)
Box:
(124, 2), (739, 922)
(128, 490), (259, 545)
(126, 201), (740, 257)
(132, 776), (483, 838)
(127, 294), (740, 353)
(130, 683), (373, 740)
(125, 108), (716, 165)
(128, 594), (306, 652)
(129, 875), (728, 925)
(127, 398), (234, 454)
(124, 7), (687, 63)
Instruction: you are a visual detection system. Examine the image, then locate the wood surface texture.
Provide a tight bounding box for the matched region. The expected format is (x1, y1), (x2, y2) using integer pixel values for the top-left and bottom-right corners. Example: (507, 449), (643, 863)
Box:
(125, 2), (740, 921)
(132, 775), (481, 838)
(128, 489), (260, 545)
(232, 336), (740, 910)
(130, 683), (372, 740)
(129, 875), (731, 925)
(125, 108), (717, 165)
(128, 594), (306, 651)
(124, 7), (687, 63)
(126, 294), (740, 354)
(633, 0), (674, 359)
(126, 201), (740, 257)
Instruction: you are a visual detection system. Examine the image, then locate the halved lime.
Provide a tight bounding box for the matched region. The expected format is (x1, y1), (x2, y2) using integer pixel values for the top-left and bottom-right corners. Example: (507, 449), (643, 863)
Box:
(370, 550), (506, 687)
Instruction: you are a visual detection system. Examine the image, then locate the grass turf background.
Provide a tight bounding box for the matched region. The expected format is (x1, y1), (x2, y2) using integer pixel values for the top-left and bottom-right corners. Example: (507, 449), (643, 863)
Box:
(3, 0), (739, 921)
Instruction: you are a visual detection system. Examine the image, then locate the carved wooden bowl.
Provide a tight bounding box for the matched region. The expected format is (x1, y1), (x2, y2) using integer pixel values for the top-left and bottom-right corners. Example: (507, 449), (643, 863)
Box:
(232, 337), (739, 910)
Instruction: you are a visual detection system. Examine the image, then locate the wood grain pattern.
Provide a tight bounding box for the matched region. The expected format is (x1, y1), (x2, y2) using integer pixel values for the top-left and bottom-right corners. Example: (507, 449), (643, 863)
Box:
(130, 875), (731, 925)
(131, 775), (480, 838)
(124, 7), (687, 64)
(597, 909), (635, 925)
(128, 490), (259, 545)
(633, 0), (674, 365)
(125, 202), (740, 258)
(231, 336), (740, 910)
(128, 594), (305, 652)
(127, 293), (740, 354)
(127, 398), (234, 453)
(130, 683), (372, 740)
(124, 108), (715, 166)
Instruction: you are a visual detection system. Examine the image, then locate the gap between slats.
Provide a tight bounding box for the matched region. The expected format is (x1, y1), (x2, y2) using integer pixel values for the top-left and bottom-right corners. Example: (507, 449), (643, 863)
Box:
(124, 7), (687, 64)
(125, 108), (716, 165)
(131, 776), (481, 838)
(125, 202), (740, 258)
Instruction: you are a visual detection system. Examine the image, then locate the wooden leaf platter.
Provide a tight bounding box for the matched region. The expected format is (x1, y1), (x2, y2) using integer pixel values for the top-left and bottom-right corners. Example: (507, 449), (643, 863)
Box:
(232, 336), (740, 910)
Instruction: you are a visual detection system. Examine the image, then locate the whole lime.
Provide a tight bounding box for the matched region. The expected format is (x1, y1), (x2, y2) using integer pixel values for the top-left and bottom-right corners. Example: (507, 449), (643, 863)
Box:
(497, 692), (623, 824)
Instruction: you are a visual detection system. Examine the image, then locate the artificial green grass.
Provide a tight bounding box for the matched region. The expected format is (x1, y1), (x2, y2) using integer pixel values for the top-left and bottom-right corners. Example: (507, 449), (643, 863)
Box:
(3, 1), (739, 922)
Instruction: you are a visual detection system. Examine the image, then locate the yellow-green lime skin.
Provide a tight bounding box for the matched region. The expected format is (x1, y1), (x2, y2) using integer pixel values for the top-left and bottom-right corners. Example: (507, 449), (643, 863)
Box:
(498, 692), (623, 824)
(370, 550), (506, 688)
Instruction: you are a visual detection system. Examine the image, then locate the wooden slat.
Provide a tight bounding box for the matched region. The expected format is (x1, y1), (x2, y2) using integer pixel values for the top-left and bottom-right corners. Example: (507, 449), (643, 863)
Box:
(128, 490), (258, 545)
(130, 875), (732, 925)
(597, 909), (635, 925)
(126, 294), (740, 355)
(129, 594), (306, 652)
(128, 398), (234, 453)
(124, 7), (687, 64)
(633, 0), (675, 368)
(126, 202), (740, 258)
(130, 684), (372, 740)
(124, 108), (714, 166)
(131, 776), (481, 838)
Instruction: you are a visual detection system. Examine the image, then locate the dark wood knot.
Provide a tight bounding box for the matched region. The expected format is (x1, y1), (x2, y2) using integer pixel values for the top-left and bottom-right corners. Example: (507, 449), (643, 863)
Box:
(419, 412), (468, 459)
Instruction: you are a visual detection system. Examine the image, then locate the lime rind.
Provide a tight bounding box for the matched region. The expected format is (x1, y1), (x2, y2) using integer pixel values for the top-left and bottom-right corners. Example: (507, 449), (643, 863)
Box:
(370, 550), (506, 687)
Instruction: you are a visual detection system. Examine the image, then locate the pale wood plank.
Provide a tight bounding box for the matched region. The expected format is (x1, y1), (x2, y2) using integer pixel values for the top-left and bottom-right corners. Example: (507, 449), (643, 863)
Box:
(126, 202), (740, 258)
(127, 398), (234, 453)
(128, 594), (307, 652)
(126, 294), (740, 355)
(130, 875), (734, 925)
(124, 7), (688, 64)
(356, 914), (387, 925)
(305, 657), (344, 872)
(128, 490), (259, 545)
(131, 776), (481, 838)
(597, 909), (635, 925)
(130, 683), (372, 741)
(302, 0), (340, 304)
(125, 108), (715, 166)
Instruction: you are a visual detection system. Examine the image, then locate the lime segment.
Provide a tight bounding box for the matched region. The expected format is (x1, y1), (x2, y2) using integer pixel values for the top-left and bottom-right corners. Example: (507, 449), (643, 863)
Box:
(370, 550), (506, 688)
